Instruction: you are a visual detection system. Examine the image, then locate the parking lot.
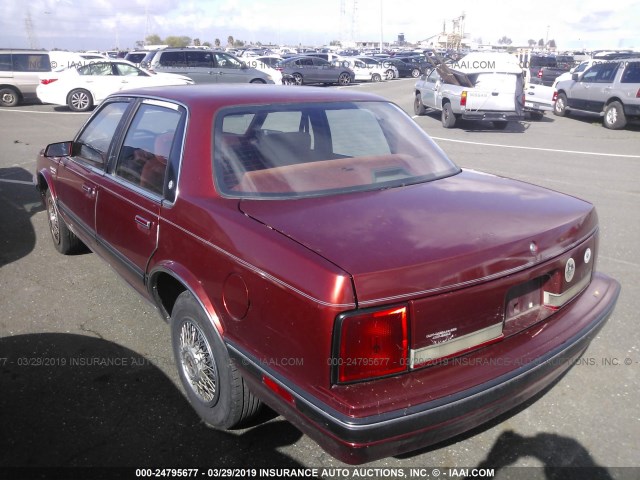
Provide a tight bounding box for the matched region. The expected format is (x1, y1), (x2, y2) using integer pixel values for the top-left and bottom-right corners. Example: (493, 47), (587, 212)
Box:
(1, 78), (638, 477)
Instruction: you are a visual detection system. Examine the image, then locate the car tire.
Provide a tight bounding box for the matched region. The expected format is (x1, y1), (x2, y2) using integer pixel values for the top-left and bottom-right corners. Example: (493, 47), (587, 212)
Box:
(414, 93), (427, 116)
(553, 93), (568, 117)
(45, 189), (83, 254)
(441, 102), (457, 128)
(67, 89), (93, 112)
(338, 72), (351, 85)
(170, 290), (261, 429)
(250, 79), (266, 84)
(0, 87), (20, 107)
(411, 68), (421, 78)
(371, 73), (382, 82)
(385, 69), (395, 80)
(603, 101), (627, 130)
(292, 73), (303, 86)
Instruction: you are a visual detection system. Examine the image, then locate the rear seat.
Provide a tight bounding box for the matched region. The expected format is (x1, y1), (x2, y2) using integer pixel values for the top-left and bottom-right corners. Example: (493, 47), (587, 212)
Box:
(256, 131), (311, 168)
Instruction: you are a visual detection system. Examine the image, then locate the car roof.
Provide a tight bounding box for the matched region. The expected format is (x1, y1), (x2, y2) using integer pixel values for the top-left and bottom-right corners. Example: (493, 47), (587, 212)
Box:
(109, 84), (385, 110)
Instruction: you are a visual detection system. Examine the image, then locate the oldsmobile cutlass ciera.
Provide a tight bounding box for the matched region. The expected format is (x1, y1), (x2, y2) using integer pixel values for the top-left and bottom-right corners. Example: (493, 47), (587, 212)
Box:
(35, 84), (620, 464)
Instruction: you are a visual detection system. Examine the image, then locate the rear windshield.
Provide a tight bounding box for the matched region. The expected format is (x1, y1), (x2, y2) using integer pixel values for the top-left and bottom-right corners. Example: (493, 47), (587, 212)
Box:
(213, 101), (460, 199)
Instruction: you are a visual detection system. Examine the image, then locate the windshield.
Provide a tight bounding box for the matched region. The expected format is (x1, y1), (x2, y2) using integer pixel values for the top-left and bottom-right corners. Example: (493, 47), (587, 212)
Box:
(213, 101), (460, 199)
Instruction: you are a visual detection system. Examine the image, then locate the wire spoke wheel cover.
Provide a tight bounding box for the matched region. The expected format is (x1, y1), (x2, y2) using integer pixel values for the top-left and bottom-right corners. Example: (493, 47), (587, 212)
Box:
(179, 319), (219, 405)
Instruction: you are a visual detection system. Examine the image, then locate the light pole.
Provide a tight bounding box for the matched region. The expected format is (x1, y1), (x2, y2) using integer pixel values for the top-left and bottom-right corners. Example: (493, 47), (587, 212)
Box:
(380, 0), (384, 53)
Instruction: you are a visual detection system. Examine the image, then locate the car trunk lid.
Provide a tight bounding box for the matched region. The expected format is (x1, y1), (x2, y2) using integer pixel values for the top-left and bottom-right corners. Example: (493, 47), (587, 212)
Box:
(240, 169), (596, 302)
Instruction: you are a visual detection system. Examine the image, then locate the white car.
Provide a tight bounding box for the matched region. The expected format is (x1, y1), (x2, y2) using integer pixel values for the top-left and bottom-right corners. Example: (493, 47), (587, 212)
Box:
(552, 59), (597, 87)
(37, 59), (193, 112)
(337, 58), (388, 82)
(245, 55), (284, 85)
(356, 57), (398, 80)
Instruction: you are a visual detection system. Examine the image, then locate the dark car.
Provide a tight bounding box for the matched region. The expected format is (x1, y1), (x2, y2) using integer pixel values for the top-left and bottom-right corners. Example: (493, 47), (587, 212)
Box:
(395, 56), (429, 77)
(276, 56), (354, 85)
(35, 84), (620, 464)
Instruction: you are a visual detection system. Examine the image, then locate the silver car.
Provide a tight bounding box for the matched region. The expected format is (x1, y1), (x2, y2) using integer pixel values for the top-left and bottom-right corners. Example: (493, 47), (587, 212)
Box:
(276, 56), (354, 86)
(0, 49), (51, 107)
(554, 58), (640, 129)
(144, 48), (275, 84)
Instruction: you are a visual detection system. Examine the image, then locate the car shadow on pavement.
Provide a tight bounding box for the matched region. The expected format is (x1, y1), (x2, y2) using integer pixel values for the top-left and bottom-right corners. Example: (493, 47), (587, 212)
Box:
(0, 167), (43, 268)
(0, 333), (304, 468)
(419, 111), (528, 133)
(475, 430), (613, 479)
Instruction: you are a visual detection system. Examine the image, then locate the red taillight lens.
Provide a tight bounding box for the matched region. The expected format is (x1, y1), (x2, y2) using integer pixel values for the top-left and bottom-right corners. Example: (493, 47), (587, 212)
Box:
(636, 88), (640, 98)
(460, 90), (467, 107)
(40, 78), (58, 85)
(552, 90), (558, 102)
(537, 69), (543, 78)
(334, 305), (408, 384)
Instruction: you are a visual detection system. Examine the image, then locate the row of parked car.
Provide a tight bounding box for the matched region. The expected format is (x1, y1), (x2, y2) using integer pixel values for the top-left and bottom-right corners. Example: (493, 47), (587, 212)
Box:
(414, 51), (640, 130)
(1, 48), (433, 112)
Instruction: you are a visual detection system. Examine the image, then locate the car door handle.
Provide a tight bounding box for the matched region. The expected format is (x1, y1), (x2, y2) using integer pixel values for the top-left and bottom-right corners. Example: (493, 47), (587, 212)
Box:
(135, 215), (152, 229)
(82, 184), (95, 196)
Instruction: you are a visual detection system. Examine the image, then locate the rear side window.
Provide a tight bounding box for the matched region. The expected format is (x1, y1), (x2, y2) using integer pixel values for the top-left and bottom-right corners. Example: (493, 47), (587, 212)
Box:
(0, 54), (12, 71)
(159, 51), (186, 67)
(116, 100), (185, 199)
(11, 53), (50, 72)
(186, 51), (213, 68)
(621, 62), (640, 83)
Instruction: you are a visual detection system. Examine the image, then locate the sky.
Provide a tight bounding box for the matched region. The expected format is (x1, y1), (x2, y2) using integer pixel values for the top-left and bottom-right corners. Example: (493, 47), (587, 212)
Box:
(1, 0), (639, 52)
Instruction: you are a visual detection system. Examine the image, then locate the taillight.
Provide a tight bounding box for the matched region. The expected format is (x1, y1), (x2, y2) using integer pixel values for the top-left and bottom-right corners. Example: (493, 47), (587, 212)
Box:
(636, 88), (640, 98)
(333, 305), (408, 384)
(537, 69), (543, 78)
(552, 91), (558, 102)
(460, 90), (467, 107)
(40, 78), (58, 85)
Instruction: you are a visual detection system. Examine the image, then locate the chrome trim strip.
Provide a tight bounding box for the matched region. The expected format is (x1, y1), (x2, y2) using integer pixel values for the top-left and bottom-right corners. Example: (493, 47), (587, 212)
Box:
(410, 323), (504, 368)
(544, 274), (591, 308)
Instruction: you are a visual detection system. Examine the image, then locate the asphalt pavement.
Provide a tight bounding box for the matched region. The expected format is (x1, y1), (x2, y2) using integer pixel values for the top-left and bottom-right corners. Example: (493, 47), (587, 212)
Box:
(0, 80), (638, 479)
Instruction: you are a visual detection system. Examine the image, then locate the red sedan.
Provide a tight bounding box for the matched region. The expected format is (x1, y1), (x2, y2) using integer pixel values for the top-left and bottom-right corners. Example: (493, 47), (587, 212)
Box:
(35, 84), (620, 464)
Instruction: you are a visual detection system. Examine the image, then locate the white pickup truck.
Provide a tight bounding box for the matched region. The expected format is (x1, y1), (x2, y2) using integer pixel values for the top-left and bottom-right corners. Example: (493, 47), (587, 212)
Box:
(414, 52), (525, 129)
(523, 81), (557, 119)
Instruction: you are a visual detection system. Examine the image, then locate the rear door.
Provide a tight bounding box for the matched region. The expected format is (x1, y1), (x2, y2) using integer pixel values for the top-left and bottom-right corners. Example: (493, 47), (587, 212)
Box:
(95, 98), (186, 290)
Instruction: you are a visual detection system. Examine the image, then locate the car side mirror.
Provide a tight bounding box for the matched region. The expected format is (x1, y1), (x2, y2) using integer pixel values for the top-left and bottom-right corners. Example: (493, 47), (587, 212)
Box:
(420, 74), (426, 80)
(572, 73), (579, 81)
(44, 141), (72, 157)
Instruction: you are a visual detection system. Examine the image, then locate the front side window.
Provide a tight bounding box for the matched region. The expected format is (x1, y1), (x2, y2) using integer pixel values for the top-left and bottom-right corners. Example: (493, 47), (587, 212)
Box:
(214, 101), (460, 199)
(74, 101), (129, 168)
(215, 53), (242, 69)
(115, 101), (184, 197)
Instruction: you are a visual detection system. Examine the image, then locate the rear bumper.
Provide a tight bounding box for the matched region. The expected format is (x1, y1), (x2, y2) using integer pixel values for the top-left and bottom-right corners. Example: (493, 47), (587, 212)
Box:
(229, 272), (620, 464)
(461, 110), (524, 121)
(623, 104), (640, 116)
